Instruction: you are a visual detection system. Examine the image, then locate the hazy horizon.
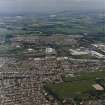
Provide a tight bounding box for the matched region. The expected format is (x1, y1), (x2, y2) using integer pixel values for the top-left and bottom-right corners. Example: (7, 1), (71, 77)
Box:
(0, 0), (104, 14)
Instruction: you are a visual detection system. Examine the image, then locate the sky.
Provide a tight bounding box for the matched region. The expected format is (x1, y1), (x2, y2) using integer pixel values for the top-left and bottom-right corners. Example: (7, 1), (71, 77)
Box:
(0, 0), (104, 14)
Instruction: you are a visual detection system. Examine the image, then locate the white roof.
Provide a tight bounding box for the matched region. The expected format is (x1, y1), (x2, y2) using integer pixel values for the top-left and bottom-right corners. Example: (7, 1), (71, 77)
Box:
(34, 58), (41, 61)
(90, 51), (104, 58)
(70, 49), (89, 55)
(46, 48), (55, 53)
(0, 64), (3, 68)
(92, 84), (104, 91)
(16, 45), (21, 48)
(27, 48), (33, 52)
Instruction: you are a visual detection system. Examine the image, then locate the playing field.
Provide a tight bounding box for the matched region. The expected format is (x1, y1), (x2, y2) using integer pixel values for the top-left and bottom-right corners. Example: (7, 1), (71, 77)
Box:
(45, 70), (105, 103)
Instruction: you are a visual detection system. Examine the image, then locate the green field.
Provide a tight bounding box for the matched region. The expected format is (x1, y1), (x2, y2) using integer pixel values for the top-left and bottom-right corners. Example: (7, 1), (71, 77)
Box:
(63, 70), (105, 82)
(45, 70), (105, 104)
(45, 80), (95, 99)
(71, 54), (97, 59)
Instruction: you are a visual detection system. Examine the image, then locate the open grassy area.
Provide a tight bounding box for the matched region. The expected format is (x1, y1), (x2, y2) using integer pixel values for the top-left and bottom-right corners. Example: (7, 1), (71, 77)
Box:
(71, 54), (97, 59)
(0, 44), (12, 54)
(63, 70), (105, 82)
(45, 80), (95, 100)
(45, 70), (105, 104)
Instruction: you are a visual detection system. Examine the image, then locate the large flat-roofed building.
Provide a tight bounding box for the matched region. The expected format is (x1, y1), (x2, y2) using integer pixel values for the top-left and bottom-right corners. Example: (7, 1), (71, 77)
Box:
(69, 49), (89, 56)
(46, 47), (56, 54)
(92, 84), (104, 91)
(90, 51), (105, 58)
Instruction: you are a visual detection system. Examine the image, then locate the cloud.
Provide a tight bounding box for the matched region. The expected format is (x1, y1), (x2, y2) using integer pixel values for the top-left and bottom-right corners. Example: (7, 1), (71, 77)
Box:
(0, 0), (104, 13)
